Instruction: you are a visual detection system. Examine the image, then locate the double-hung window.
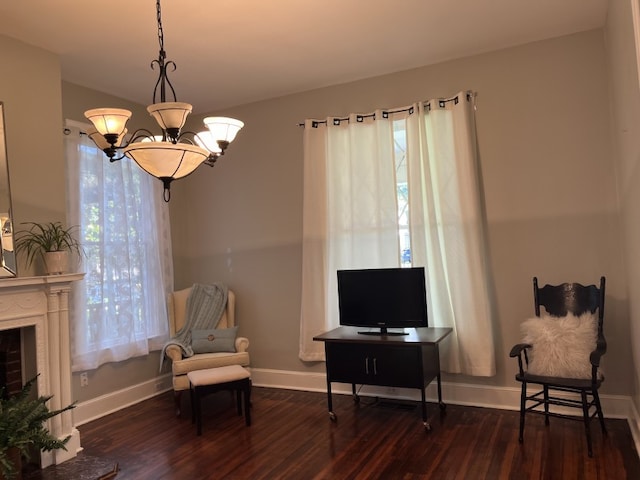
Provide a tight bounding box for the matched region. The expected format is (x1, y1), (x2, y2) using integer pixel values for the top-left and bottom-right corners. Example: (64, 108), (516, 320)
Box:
(65, 122), (173, 371)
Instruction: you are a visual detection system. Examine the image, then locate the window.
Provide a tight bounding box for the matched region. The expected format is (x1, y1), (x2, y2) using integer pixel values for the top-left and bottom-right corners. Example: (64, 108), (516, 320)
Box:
(394, 119), (411, 266)
(65, 123), (173, 371)
(300, 93), (496, 376)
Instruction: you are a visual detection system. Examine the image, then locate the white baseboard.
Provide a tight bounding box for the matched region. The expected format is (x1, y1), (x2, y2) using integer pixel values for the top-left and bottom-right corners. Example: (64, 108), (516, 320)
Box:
(40, 428), (82, 468)
(629, 400), (640, 460)
(73, 367), (639, 455)
(249, 368), (633, 418)
(74, 374), (172, 426)
(54, 428), (82, 463)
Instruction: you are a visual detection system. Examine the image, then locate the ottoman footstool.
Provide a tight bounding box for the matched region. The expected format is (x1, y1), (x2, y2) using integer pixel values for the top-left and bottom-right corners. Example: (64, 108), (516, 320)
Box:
(187, 365), (252, 435)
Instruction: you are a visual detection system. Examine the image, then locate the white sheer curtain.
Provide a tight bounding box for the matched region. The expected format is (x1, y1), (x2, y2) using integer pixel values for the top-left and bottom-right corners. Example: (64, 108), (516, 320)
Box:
(299, 93), (496, 376)
(299, 113), (400, 361)
(65, 123), (174, 371)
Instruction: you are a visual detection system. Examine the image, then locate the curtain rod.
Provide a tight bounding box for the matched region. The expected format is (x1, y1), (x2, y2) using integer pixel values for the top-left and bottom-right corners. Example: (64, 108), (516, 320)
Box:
(297, 91), (474, 127)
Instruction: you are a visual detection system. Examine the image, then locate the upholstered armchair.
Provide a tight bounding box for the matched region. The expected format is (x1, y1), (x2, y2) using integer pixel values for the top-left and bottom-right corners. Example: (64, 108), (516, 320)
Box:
(164, 286), (250, 415)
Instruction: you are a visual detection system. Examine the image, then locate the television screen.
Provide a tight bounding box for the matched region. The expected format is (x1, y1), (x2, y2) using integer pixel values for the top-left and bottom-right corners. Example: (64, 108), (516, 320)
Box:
(337, 267), (428, 335)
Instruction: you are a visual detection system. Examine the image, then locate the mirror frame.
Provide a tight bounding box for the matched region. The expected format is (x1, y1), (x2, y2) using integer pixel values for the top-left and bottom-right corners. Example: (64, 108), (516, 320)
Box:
(0, 101), (17, 277)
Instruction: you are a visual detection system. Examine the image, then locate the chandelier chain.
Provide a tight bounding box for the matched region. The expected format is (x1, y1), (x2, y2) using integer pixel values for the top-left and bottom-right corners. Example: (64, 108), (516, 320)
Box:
(151, 0), (177, 104)
(156, 0), (165, 60)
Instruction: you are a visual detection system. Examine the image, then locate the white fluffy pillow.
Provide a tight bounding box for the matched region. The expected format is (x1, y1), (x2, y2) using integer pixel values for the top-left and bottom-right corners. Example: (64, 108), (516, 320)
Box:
(520, 312), (597, 379)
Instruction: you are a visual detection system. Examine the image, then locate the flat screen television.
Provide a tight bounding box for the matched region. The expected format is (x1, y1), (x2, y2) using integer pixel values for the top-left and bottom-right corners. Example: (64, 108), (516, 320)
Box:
(337, 267), (428, 335)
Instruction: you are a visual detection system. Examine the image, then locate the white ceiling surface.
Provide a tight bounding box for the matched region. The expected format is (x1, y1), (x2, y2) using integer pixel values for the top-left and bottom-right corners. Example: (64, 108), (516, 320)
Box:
(0, 1), (608, 113)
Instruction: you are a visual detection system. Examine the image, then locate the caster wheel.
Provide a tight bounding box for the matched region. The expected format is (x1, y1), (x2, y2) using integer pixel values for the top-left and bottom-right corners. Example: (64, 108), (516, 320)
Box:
(329, 412), (337, 422)
(353, 394), (360, 404)
(439, 402), (447, 411)
(423, 422), (432, 431)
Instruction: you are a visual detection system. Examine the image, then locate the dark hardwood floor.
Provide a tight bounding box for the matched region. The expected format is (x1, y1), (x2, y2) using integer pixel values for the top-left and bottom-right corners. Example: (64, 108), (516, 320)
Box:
(30, 387), (640, 479)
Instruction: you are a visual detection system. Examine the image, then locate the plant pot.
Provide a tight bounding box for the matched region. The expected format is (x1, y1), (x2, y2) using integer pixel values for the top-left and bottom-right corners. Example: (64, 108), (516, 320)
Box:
(0, 447), (22, 480)
(44, 251), (69, 275)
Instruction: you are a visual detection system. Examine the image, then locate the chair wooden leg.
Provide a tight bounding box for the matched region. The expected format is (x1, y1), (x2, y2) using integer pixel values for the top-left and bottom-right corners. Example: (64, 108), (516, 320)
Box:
(244, 379), (252, 426)
(174, 390), (183, 417)
(581, 390), (593, 457)
(195, 387), (203, 436)
(543, 385), (550, 426)
(236, 388), (242, 416)
(519, 382), (526, 443)
(593, 389), (607, 435)
(190, 387), (196, 424)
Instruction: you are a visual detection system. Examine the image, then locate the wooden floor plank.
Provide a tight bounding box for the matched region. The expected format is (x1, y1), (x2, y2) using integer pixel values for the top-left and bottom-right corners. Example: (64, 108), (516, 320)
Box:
(25, 388), (640, 479)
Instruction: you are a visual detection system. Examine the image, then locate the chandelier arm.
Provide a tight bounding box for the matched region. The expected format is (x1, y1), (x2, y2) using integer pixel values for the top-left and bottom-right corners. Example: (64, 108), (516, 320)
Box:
(93, 128), (157, 161)
(175, 130), (199, 145)
(182, 130), (223, 165)
(203, 156), (220, 168)
(185, 130), (229, 154)
(127, 129), (158, 143)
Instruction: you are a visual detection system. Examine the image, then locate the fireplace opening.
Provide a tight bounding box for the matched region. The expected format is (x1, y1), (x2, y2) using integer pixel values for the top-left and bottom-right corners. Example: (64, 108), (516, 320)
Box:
(0, 328), (22, 397)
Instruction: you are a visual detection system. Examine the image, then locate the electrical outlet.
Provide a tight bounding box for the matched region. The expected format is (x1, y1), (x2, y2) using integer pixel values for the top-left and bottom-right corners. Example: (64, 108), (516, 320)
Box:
(80, 372), (89, 387)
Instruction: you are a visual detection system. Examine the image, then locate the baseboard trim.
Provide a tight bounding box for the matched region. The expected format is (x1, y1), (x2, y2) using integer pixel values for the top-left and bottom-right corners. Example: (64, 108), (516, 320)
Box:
(249, 368), (633, 418)
(74, 367), (638, 451)
(74, 374), (173, 426)
(629, 400), (640, 459)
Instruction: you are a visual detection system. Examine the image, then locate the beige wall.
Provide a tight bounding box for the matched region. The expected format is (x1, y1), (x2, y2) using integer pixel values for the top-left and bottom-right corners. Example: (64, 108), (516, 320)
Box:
(1, 24), (634, 407)
(172, 29), (630, 394)
(0, 34), (66, 259)
(605, 0), (640, 414)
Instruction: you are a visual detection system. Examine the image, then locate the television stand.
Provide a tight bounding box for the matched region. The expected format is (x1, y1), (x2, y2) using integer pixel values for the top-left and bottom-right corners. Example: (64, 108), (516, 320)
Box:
(313, 326), (453, 430)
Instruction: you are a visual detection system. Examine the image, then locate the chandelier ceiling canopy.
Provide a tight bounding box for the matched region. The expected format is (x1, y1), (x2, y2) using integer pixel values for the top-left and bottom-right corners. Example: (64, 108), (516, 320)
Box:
(84, 0), (243, 202)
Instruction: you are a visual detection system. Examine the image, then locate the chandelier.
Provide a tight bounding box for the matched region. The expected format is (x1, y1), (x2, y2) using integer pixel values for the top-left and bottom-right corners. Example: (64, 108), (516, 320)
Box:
(84, 0), (243, 202)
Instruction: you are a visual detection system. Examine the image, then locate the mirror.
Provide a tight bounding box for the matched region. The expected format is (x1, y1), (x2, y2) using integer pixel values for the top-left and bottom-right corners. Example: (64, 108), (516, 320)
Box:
(0, 102), (17, 277)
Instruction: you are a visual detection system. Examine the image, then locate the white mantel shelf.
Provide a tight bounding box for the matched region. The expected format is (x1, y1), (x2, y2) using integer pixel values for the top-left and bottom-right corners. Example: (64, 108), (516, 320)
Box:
(0, 273), (85, 468)
(0, 272), (84, 288)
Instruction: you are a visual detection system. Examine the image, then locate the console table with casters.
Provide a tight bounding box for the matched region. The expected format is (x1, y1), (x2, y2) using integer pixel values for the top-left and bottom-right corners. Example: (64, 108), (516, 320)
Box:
(313, 326), (453, 430)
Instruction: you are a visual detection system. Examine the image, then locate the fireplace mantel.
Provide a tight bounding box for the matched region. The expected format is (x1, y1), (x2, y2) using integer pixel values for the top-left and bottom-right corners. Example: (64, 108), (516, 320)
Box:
(0, 273), (84, 468)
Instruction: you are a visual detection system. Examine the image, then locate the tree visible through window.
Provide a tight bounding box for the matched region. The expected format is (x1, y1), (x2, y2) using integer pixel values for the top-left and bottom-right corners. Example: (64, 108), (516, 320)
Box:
(394, 119), (411, 266)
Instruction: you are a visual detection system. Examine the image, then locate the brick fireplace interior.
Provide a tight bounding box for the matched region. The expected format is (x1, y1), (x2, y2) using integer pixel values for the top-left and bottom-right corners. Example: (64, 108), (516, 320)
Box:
(0, 328), (22, 397)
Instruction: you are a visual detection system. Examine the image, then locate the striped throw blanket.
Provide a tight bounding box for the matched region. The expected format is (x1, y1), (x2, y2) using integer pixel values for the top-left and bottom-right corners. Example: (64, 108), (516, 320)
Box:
(160, 283), (229, 371)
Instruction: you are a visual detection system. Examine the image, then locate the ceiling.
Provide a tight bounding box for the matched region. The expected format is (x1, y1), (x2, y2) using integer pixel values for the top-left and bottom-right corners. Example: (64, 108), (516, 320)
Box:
(0, 1), (609, 113)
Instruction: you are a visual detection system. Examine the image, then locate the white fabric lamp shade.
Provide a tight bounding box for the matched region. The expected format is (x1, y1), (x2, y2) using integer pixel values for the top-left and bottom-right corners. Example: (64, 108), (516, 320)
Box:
(123, 142), (208, 179)
(194, 131), (223, 154)
(147, 102), (193, 130)
(203, 117), (244, 143)
(84, 108), (132, 136)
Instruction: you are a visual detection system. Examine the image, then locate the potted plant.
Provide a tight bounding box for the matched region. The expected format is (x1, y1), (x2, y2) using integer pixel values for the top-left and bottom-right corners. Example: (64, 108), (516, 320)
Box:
(0, 377), (76, 480)
(14, 222), (84, 275)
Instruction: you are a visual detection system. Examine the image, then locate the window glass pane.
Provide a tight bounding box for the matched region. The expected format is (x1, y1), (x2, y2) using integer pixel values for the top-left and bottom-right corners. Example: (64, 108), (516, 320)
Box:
(394, 119), (410, 266)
